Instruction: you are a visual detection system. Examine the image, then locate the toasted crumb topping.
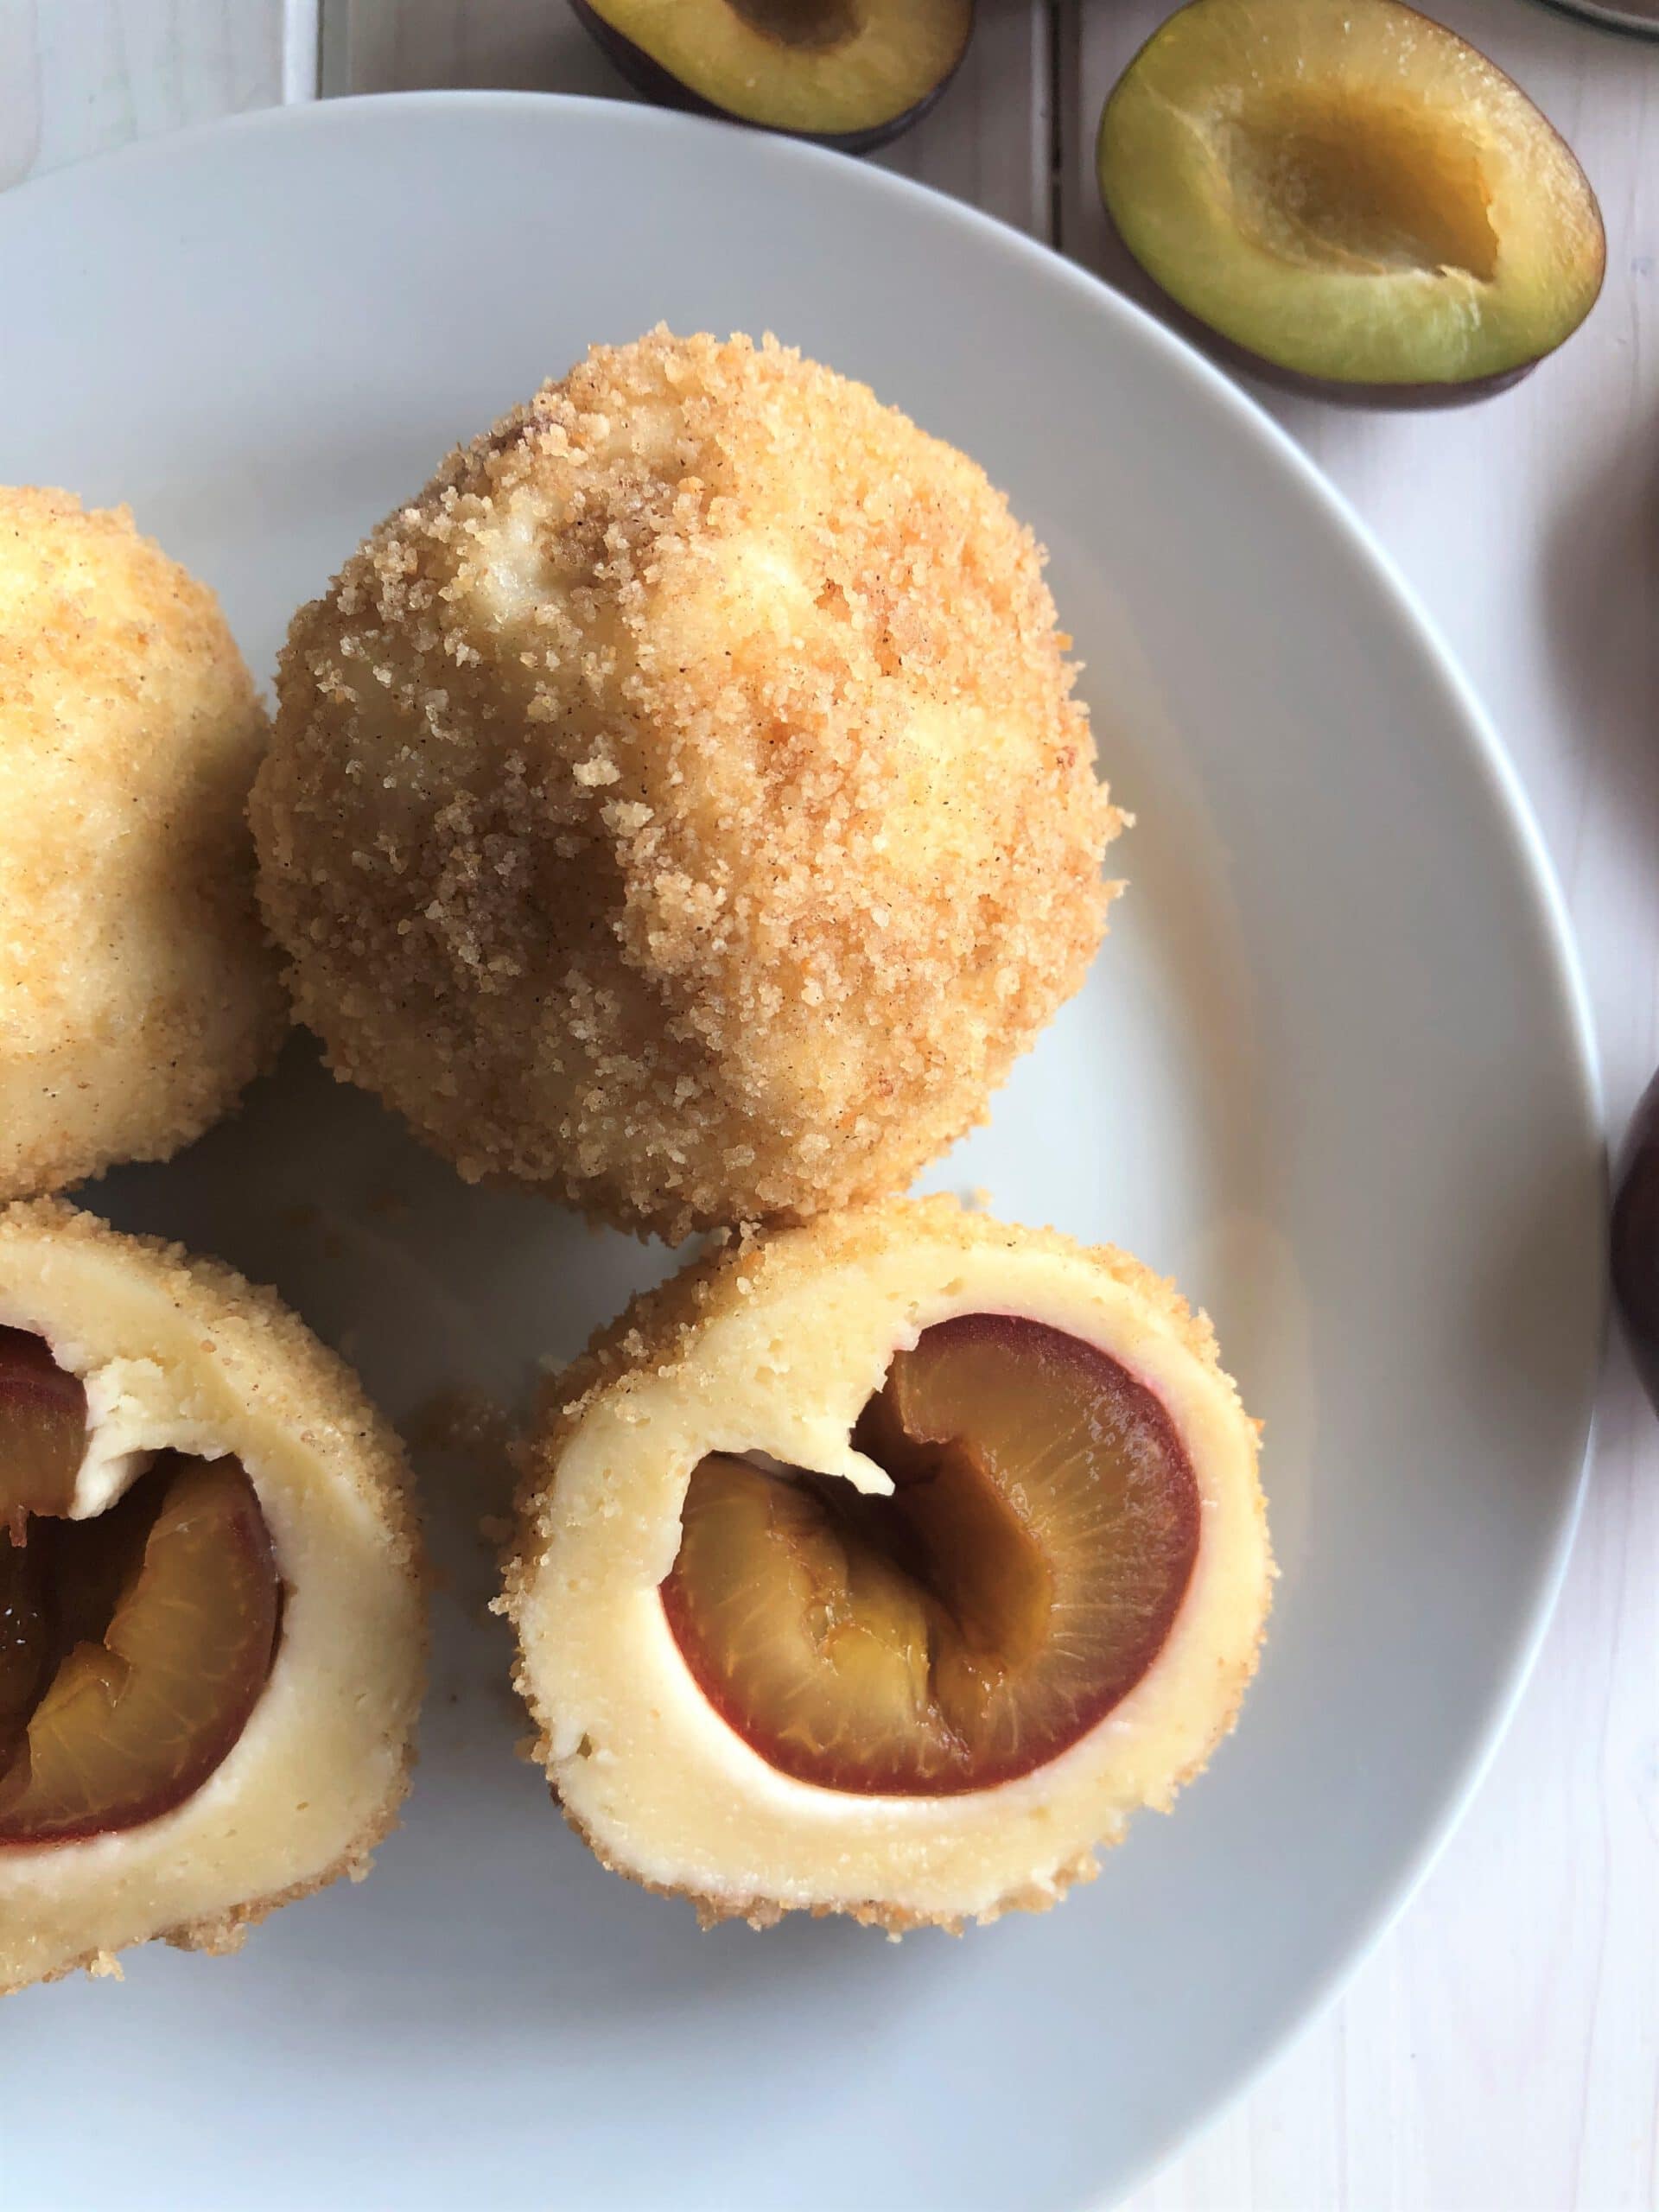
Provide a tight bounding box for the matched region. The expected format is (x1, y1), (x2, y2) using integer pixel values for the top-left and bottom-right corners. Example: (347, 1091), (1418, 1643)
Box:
(0, 487), (285, 1201)
(253, 329), (1122, 1239)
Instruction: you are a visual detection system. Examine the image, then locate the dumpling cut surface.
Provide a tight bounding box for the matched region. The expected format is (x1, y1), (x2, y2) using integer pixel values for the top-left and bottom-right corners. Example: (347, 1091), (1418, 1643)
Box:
(251, 329), (1121, 1241)
(505, 1197), (1271, 1933)
(0, 489), (287, 1202)
(0, 1200), (424, 1996)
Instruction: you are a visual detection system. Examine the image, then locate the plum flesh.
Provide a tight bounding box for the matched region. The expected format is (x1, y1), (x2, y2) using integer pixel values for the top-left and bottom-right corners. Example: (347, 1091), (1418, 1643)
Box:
(1097, 0), (1605, 405)
(0, 1452), (282, 1846)
(0, 1329), (86, 1541)
(571, 0), (973, 155)
(662, 1313), (1199, 1796)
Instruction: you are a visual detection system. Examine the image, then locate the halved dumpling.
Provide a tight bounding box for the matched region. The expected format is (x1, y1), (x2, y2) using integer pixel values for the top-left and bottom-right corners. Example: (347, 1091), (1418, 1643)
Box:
(0, 1200), (424, 1994)
(504, 1197), (1270, 1931)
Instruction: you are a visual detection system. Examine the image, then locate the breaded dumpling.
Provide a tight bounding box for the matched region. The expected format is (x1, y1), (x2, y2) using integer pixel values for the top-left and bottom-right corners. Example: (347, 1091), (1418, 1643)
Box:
(252, 331), (1122, 1241)
(0, 490), (286, 1201)
(505, 1197), (1269, 1932)
(0, 1199), (425, 1994)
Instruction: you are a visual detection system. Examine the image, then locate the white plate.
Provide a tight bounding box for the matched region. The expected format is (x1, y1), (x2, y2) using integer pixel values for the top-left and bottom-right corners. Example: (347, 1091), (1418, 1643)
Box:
(0, 95), (1602, 2212)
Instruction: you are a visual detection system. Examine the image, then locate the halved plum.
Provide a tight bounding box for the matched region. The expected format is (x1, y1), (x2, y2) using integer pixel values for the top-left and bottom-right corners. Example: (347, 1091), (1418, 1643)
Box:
(1097, 0), (1605, 404)
(661, 1313), (1200, 1795)
(0, 1327), (86, 1540)
(571, 0), (974, 154)
(0, 1453), (282, 1846)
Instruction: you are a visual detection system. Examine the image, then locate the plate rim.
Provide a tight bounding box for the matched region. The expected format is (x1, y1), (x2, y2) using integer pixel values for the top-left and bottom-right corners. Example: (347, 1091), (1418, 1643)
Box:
(0, 89), (1609, 2212)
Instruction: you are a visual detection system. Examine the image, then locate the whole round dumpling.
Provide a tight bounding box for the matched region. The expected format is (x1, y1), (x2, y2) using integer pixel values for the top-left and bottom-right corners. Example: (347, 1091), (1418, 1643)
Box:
(504, 1197), (1271, 1932)
(251, 330), (1122, 1241)
(0, 489), (287, 1202)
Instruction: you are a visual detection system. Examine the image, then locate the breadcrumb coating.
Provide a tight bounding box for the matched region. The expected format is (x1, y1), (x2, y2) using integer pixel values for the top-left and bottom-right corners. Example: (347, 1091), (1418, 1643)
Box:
(0, 490), (286, 1201)
(252, 331), (1122, 1241)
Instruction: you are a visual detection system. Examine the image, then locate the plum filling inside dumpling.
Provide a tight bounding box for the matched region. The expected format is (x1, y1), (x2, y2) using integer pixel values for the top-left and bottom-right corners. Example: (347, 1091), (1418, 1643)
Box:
(662, 1313), (1201, 1796)
(0, 1333), (282, 1847)
(0, 1327), (86, 1538)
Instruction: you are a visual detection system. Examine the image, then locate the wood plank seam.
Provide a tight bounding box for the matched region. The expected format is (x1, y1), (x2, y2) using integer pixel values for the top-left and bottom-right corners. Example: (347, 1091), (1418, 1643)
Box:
(283, 0), (321, 102)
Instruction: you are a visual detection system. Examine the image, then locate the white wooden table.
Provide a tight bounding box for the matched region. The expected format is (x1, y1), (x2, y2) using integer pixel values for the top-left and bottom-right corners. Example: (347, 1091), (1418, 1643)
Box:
(6, 3), (1656, 2206)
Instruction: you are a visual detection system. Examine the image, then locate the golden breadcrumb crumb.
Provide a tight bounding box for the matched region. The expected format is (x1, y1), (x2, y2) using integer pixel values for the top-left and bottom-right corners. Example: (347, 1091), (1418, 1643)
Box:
(23, 1783), (414, 1993)
(252, 330), (1122, 1241)
(0, 489), (287, 1201)
(552, 1793), (1102, 1942)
